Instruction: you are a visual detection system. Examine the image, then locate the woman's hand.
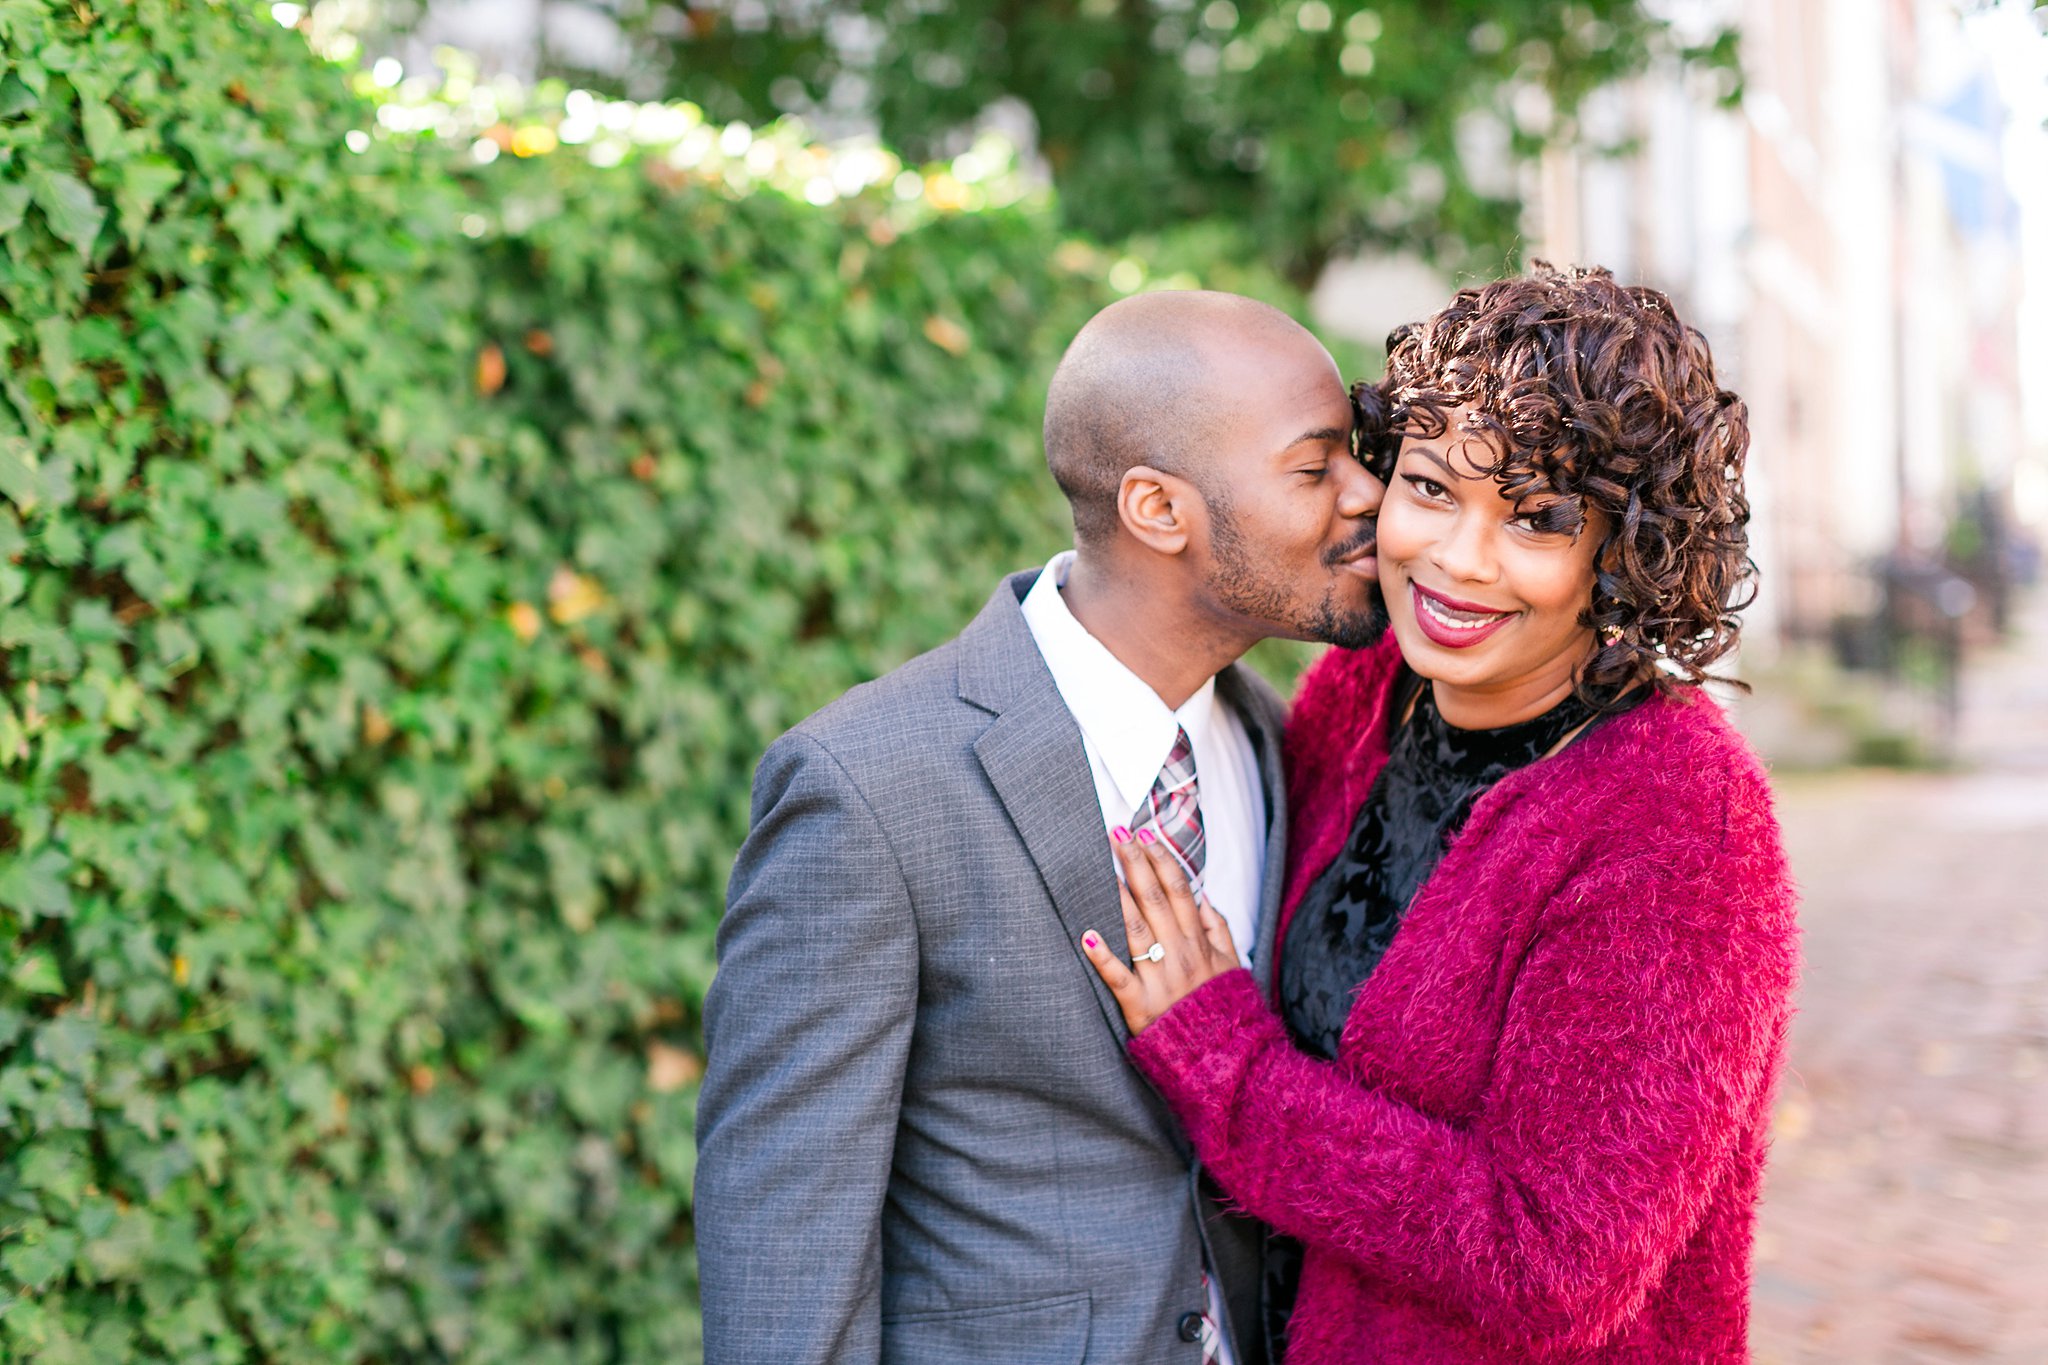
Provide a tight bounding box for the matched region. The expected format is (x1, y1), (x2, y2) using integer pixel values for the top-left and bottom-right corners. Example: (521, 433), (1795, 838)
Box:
(1081, 827), (1243, 1034)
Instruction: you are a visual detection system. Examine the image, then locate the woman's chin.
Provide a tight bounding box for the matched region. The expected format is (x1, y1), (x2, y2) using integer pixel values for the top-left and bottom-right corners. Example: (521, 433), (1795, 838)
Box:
(1388, 615), (1502, 686)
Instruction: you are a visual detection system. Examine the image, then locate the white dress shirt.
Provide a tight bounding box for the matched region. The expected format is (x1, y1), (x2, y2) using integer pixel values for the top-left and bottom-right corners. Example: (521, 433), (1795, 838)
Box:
(1019, 552), (1268, 969)
(1019, 550), (1264, 1362)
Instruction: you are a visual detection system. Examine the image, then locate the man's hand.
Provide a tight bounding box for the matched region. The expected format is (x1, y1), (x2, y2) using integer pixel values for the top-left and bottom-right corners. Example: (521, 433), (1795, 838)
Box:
(1080, 828), (1242, 1034)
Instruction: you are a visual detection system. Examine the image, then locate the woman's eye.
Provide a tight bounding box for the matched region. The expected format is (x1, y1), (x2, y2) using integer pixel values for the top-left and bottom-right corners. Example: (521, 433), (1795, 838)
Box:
(1403, 475), (1447, 500)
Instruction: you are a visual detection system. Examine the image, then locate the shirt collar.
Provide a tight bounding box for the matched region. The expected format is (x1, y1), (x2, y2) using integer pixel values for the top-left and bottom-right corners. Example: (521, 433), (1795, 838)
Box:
(1020, 550), (1220, 822)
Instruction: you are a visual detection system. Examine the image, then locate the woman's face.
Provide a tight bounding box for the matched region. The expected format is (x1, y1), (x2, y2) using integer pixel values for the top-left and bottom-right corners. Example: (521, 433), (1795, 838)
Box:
(1376, 407), (1604, 728)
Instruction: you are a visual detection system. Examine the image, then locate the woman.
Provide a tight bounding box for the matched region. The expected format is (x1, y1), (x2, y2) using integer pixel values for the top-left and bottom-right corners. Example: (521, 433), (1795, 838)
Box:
(1080, 265), (1798, 1362)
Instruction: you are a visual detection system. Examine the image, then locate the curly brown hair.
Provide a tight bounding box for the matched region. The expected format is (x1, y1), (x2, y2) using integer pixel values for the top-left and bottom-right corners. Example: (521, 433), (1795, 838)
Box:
(1353, 263), (1754, 707)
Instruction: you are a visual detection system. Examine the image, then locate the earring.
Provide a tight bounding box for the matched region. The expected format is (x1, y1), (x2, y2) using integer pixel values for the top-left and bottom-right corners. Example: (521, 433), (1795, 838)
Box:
(1601, 625), (1624, 645)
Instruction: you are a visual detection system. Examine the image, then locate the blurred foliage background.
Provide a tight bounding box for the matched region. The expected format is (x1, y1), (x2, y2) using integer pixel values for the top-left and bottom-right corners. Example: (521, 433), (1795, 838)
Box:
(0, 0), (1721, 1359)
(554, 0), (1735, 285)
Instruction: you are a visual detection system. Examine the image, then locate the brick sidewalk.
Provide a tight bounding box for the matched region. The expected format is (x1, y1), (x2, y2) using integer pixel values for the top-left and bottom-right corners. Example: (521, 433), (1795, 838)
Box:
(1751, 591), (2048, 1363)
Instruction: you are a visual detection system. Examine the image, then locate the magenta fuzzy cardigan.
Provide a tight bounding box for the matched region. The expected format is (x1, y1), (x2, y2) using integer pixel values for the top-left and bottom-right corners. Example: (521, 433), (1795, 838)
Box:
(1128, 637), (1799, 1363)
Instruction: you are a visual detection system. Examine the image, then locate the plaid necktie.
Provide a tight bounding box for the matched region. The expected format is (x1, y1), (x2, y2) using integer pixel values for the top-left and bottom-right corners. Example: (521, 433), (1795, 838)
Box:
(1131, 725), (1206, 895)
(1133, 726), (1224, 1362)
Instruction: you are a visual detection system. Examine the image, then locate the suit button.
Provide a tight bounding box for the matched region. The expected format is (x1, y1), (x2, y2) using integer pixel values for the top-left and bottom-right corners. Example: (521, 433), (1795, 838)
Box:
(1176, 1311), (1204, 1343)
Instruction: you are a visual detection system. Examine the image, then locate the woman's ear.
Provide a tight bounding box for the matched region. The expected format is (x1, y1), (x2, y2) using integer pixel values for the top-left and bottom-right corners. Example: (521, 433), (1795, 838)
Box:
(1116, 465), (1197, 555)
(1595, 518), (1623, 574)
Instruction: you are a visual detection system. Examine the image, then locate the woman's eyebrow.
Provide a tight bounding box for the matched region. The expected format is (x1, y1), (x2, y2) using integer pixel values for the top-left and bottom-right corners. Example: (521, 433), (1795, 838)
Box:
(1401, 443), (1459, 478)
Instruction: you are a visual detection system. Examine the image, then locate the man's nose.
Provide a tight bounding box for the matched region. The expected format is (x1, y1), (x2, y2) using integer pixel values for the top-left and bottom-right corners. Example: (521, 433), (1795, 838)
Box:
(1336, 452), (1384, 519)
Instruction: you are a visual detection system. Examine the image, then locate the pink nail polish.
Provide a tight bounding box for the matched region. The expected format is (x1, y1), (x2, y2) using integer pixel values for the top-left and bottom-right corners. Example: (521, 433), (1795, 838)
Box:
(1111, 826), (1131, 843)
(1082, 932), (1100, 950)
(1136, 828), (1156, 845)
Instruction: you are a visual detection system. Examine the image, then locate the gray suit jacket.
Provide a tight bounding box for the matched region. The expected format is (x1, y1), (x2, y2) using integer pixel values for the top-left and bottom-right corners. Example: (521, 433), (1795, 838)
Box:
(696, 571), (1289, 1364)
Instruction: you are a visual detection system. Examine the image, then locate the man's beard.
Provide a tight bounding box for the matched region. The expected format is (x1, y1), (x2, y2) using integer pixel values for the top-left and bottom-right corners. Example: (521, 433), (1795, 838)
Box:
(1206, 494), (1389, 650)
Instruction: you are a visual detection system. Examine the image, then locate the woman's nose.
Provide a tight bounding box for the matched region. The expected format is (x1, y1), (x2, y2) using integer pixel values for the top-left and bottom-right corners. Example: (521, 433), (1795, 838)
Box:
(1429, 512), (1499, 584)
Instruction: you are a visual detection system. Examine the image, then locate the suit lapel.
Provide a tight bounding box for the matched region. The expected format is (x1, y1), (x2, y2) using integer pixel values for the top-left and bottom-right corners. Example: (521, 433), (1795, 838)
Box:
(974, 698), (1135, 1046)
(961, 572), (1136, 1047)
(959, 577), (1298, 1038)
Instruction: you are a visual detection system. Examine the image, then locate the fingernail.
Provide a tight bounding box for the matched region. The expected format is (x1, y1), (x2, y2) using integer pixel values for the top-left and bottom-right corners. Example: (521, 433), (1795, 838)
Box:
(1111, 826), (1131, 844)
(1082, 931), (1100, 950)
(1135, 828), (1156, 845)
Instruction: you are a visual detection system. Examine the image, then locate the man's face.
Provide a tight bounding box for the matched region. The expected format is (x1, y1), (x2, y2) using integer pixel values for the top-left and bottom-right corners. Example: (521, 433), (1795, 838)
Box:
(1189, 333), (1388, 648)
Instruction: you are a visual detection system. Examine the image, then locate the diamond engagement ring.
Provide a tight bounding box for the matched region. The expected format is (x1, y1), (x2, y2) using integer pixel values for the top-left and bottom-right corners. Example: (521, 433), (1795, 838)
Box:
(1133, 942), (1166, 964)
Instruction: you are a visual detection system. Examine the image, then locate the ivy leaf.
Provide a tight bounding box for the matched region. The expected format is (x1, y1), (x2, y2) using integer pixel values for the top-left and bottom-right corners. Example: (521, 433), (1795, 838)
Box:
(1, 1227), (79, 1291)
(33, 1017), (98, 1077)
(0, 181), (30, 236)
(82, 1208), (156, 1282)
(0, 73), (35, 118)
(9, 946), (66, 996)
(222, 170), (287, 253)
(540, 827), (600, 932)
(27, 167), (106, 260)
(81, 99), (126, 165)
(19, 1141), (91, 1208)
(0, 435), (37, 508)
(115, 156), (182, 247)
(0, 847), (74, 919)
(34, 315), (75, 388)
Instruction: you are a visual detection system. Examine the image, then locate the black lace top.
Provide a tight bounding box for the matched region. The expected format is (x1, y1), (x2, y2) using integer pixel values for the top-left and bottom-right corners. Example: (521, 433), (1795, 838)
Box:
(1261, 669), (1603, 1358)
(1277, 669), (1600, 1061)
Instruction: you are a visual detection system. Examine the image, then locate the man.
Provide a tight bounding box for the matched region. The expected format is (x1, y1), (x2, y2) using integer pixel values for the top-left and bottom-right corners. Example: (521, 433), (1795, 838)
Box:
(695, 290), (1387, 1364)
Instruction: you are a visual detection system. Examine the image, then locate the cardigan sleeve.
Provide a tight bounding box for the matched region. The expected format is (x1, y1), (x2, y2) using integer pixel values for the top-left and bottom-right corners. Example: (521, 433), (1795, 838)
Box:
(1127, 841), (1797, 1355)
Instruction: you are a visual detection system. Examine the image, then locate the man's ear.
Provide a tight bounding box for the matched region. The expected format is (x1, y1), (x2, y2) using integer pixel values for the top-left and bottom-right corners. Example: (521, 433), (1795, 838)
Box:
(1116, 465), (1197, 555)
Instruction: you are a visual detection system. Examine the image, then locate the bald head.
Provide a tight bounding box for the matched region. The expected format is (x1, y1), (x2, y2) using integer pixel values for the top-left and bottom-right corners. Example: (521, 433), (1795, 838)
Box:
(1044, 290), (1326, 544)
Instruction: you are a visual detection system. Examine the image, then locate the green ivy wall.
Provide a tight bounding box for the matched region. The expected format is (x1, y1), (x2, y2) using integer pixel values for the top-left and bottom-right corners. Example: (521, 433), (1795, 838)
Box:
(0, 2), (1131, 1359)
